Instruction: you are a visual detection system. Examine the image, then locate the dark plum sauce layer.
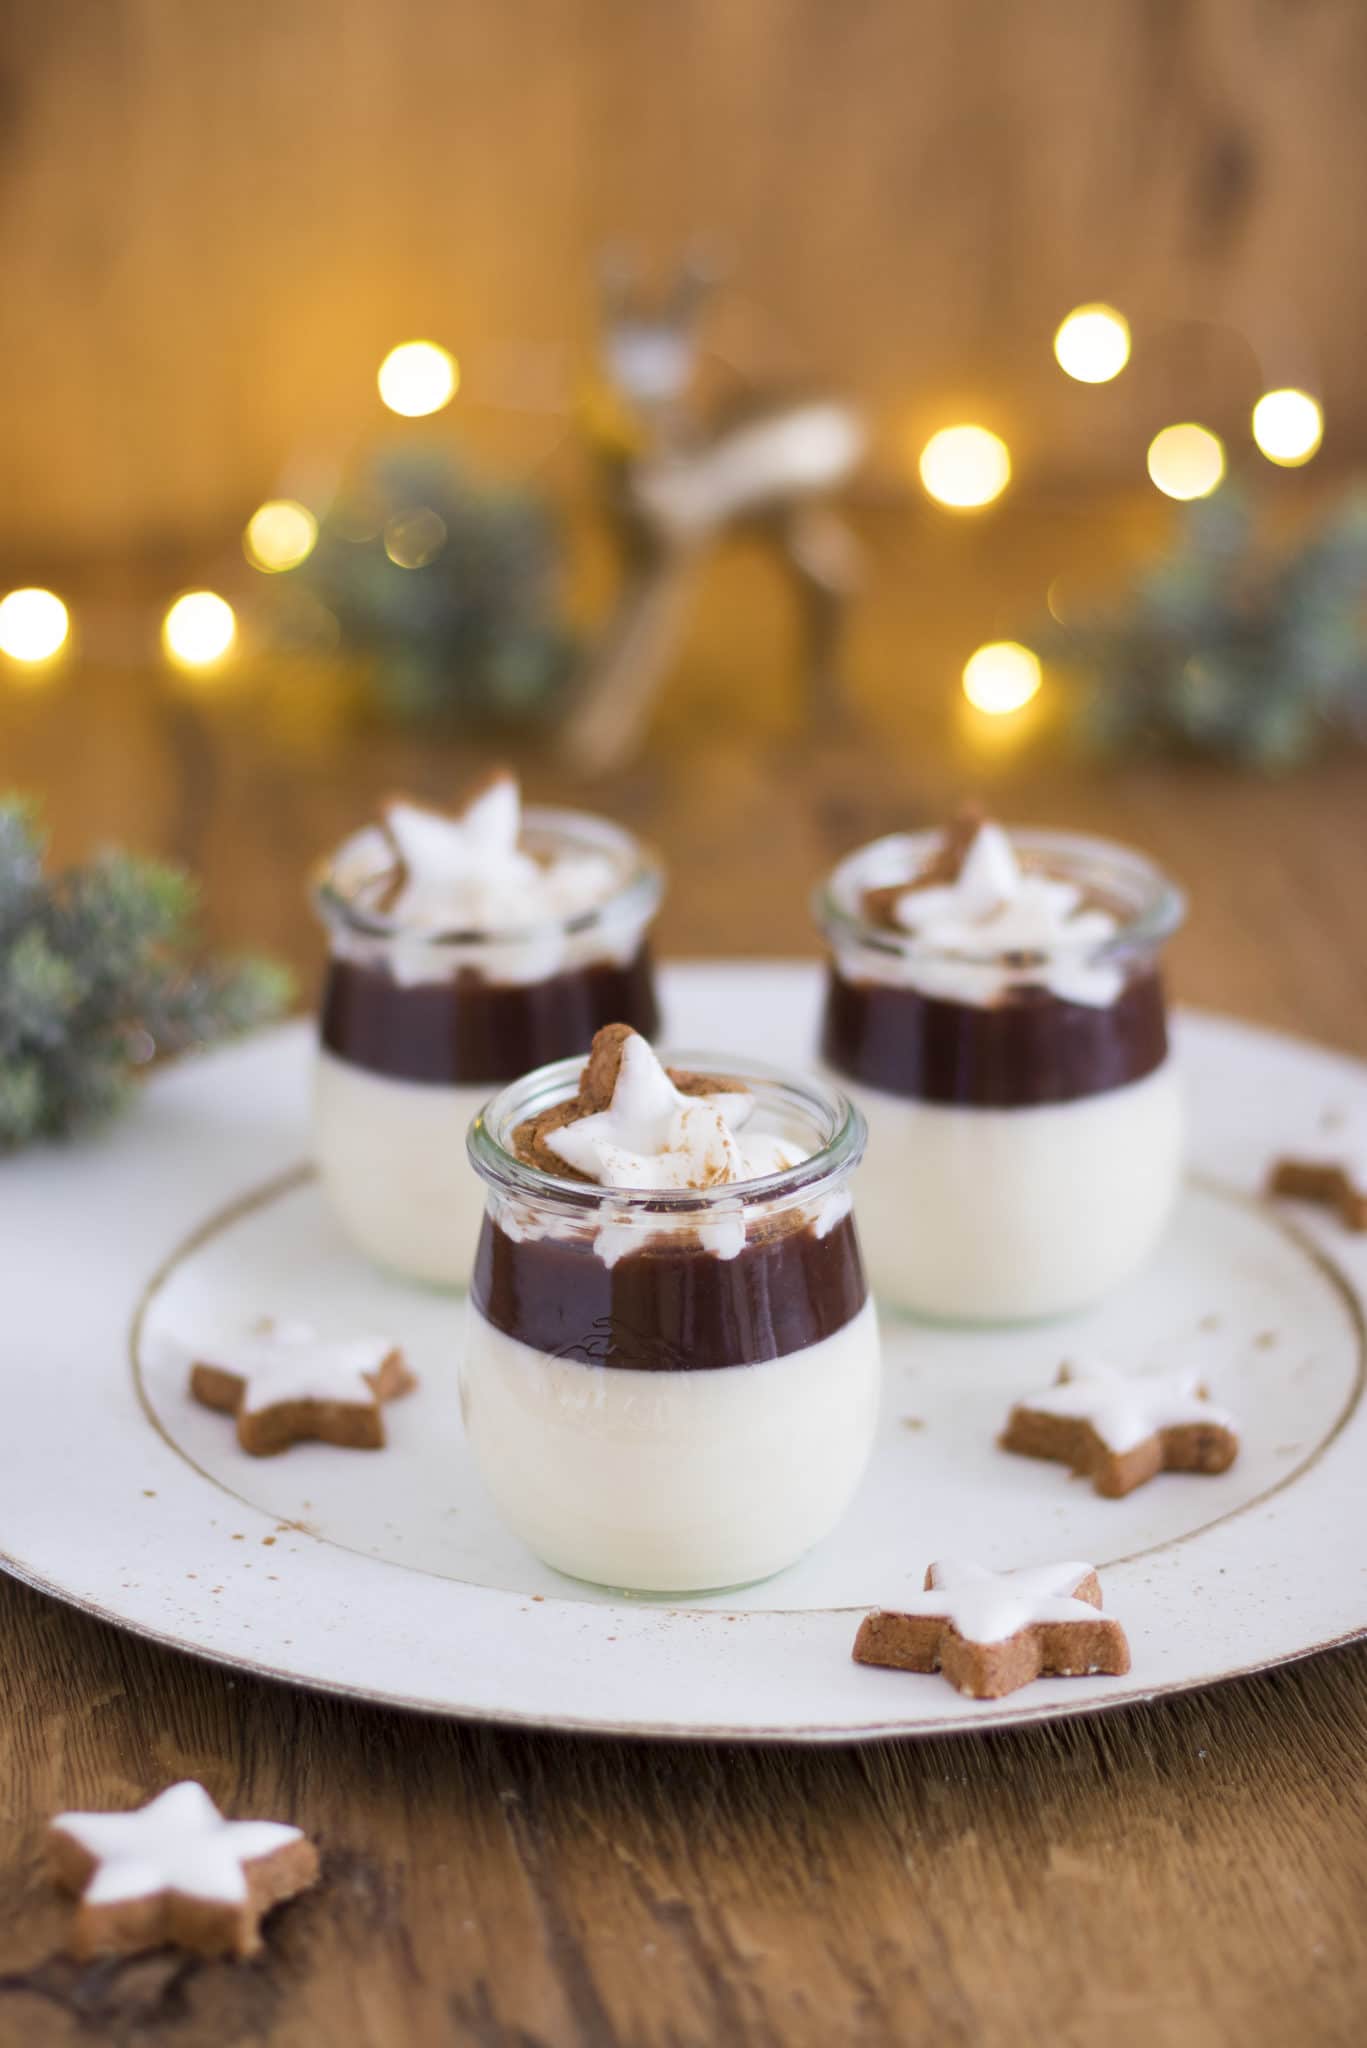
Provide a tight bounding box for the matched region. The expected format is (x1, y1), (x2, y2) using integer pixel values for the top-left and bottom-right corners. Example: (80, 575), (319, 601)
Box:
(320, 949), (659, 1087)
(471, 1210), (867, 1370)
(820, 965), (1168, 1109)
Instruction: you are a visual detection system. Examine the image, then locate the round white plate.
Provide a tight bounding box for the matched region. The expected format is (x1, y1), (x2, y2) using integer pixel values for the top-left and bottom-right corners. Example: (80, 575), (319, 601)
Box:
(3, 964), (1365, 1742)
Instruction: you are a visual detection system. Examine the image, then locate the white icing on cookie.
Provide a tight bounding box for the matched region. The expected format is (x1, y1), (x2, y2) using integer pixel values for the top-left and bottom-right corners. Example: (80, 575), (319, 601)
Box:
(1018, 1360), (1237, 1454)
(546, 1034), (773, 1191)
(895, 1560), (1102, 1645)
(885, 822), (1122, 1008)
(52, 1782), (302, 1906)
(211, 1320), (397, 1415)
(381, 777), (618, 938)
(543, 1035), (812, 1265)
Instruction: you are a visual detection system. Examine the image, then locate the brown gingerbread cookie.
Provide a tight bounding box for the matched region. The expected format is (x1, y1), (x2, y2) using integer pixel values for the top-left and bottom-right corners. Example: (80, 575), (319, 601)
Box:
(1267, 1155), (1367, 1232)
(861, 802), (986, 928)
(512, 1023), (750, 1178)
(1000, 1360), (1239, 1498)
(49, 1781), (319, 1959)
(852, 1559), (1130, 1699)
(189, 1319), (415, 1457)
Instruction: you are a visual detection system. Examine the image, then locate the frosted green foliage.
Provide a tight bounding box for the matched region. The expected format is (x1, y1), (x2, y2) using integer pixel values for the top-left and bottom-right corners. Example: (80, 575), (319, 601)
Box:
(282, 449), (576, 723)
(1038, 486), (1367, 768)
(0, 798), (290, 1150)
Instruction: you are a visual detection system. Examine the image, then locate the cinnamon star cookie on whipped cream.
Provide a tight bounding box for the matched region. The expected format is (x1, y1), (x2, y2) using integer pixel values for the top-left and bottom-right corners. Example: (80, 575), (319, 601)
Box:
(373, 772), (618, 934)
(513, 1023), (804, 1233)
(861, 813), (1125, 1007)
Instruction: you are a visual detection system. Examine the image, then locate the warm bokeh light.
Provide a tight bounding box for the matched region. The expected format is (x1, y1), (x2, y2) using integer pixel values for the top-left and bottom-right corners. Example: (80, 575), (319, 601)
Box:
(1045, 574), (1076, 627)
(383, 507), (448, 569)
(918, 425), (1012, 509)
(1251, 389), (1323, 467)
(962, 641), (1042, 716)
(377, 340), (459, 417)
(162, 591), (237, 668)
(0, 587), (69, 663)
(244, 498), (318, 572)
(1146, 423), (1225, 501)
(1053, 303), (1131, 384)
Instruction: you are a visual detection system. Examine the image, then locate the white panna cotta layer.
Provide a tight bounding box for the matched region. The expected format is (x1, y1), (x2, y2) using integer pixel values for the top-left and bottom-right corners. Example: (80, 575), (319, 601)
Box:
(460, 1296), (882, 1592)
(314, 1050), (487, 1289)
(839, 1061), (1183, 1323)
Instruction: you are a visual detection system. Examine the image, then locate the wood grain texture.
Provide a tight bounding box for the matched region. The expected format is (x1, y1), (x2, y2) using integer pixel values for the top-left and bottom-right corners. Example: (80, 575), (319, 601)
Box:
(1, 0), (1366, 555)
(1, 1582), (1364, 2046)
(2, 496), (1367, 2043)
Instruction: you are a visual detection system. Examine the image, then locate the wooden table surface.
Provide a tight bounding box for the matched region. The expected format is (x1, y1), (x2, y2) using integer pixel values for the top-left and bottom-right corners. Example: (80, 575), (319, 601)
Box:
(2, 500), (1366, 2046)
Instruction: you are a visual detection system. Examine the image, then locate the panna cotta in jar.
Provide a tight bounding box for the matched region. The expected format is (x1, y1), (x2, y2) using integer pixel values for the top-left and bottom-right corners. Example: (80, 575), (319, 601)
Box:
(313, 774), (662, 1288)
(462, 1025), (880, 1592)
(816, 813), (1185, 1323)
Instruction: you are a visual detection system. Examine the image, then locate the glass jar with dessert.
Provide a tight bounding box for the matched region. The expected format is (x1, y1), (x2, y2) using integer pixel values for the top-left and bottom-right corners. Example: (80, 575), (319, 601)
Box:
(463, 1026), (880, 1593)
(815, 812), (1185, 1323)
(312, 774), (662, 1288)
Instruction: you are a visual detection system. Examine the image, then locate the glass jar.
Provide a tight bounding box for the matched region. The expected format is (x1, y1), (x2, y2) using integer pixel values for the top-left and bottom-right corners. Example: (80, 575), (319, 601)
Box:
(312, 808), (663, 1289)
(463, 1053), (879, 1593)
(815, 827), (1186, 1323)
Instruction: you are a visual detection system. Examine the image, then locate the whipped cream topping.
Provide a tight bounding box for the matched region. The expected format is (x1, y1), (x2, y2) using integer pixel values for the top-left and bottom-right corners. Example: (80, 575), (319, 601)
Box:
(380, 775), (619, 936)
(51, 1782), (304, 1907)
(883, 822), (1122, 1007)
(547, 1035), (802, 1192)
(1018, 1360), (1237, 1455)
(894, 1559), (1103, 1646)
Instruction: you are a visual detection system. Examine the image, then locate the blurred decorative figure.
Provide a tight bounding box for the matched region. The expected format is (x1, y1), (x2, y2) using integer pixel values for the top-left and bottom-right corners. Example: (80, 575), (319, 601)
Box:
(566, 251), (866, 771)
(252, 260), (863, 759)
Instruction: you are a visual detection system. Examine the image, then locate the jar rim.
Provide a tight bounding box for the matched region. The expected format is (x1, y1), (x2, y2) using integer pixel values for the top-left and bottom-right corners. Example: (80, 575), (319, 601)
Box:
(311, 804), (664, 950)
(813, 824), (1186, 962)
(467, 1048), (867, 1216)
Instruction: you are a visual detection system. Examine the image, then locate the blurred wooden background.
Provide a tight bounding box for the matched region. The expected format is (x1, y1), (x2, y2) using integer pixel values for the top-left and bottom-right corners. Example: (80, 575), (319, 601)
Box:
(1, 0), (1364, 563)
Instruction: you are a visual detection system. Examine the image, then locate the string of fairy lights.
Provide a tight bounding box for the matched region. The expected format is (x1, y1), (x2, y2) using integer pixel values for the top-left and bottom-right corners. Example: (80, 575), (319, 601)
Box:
(929, 304), (1325, 719)
(0, 311), (1328, 726)
(0, 341), (460, 679)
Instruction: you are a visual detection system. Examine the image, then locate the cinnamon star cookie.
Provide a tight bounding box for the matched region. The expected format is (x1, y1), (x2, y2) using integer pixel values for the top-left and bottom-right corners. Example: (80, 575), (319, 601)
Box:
(853, 1560), (1130, 1699)
(49, 1781), (318, 1958)
(189, 1318), (414, 1456)
(1000, 1360), (1239, 1497)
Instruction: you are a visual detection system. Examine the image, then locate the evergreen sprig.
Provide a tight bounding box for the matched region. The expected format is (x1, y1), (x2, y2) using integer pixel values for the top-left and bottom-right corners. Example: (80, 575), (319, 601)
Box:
(1038, 486), (1367, 768)
(0, 797), (291, 1150)
(279, 449), (577, 724)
